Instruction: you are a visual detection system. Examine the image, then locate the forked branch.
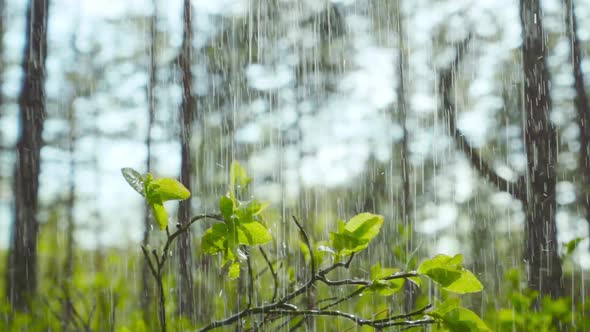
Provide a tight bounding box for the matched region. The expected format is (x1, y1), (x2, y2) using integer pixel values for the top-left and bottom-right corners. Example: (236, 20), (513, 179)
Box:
(440, 37), (525, 201)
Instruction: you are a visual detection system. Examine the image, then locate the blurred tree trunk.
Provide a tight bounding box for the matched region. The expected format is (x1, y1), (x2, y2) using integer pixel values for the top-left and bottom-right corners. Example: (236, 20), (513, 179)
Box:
(5, 0), (49, 311)
(442, 19), (563, 298)
(519, 0), (563, 298)
(64, 86), (76, 280)
(0, 0), (4, 112)
(395, 0), (416, 312)
(177, 0), (195, 319)
(564, 0), (590, 252)
(141, 0), (157, 320)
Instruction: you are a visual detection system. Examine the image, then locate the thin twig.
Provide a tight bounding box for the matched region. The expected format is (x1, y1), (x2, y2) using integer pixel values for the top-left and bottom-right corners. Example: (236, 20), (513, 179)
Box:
(259, 247), (279, 303)
(292, 216), (315, 276)
(141, 213), (222, 332)
(140, 245), (157, 278)
(246, 248), (254, 309)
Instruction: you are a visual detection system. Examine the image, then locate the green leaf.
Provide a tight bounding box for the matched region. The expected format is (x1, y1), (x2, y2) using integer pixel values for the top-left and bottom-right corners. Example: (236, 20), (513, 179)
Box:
(368, 264), (405, 296)
(429, 298), (461, 320)
(228, 261), (241, 279)
(418, 254), (483, 294)
(219, 195), (234, 221)
(407, 276), (422, 288)
(344, 213), (384, 242)
(330, 213), (384, 256)
(497, 308), (523, 326)
(121, 168), (145, 196)
(440, 307), (491, 332)
(564, 237), (584, 256)
(235, 200), (268, 223)
(151, 178), (190, 201)
(443, 270), (484, 294)
(229, 161), (251, 200)
(150, 201), (168, 230)
(238, 221), (272, 245)
(202, 224), (228, 255)
(330, 232), (361, 256)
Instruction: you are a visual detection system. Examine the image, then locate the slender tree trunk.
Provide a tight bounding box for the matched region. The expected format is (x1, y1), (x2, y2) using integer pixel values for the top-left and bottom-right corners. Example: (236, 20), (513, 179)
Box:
(5, 0), (49, 311)
(395, 0), (415, 312)
(177, 0), (195, 318)
(64, 95), (76, 279)
(564, 0), (590, 252)
(141, 0), (157, 320)
(0, 0), (4, 112)
(519, 0), (563, 298)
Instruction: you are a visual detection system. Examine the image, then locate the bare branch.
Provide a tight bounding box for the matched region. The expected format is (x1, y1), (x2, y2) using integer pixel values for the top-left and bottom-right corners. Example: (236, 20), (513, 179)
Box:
(565, 0), (590, 248)
(292, 216), (316, 276)
(259, 247), (279, 303)
(440, 38), (525, 201)
(246, 248), (254, 309)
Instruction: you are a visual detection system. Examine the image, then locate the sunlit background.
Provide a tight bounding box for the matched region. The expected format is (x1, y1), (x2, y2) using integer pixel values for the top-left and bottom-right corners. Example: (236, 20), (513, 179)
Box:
(1, 0), (589, 291)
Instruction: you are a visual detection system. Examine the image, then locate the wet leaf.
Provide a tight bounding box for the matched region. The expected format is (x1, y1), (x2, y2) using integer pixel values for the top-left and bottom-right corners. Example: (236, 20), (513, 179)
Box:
(229, 161), (251, 200)
(121, 167), (145, 196)
(564, 237), (584, 256)
(238, 221), (272, 245)
(418, 254), (483, 293)
(440, 307), (490, 332)
(330, 213), (384, 256)
(367, 263), (405, 296)
(219, 195), (234, 221)
(429, 298), (461, 319)
(202, 223), (228, 255)
(150, 200), (168, 230)
(345, 213), (384, 242)
(151, 178), (190, 201)
(228, 261), (241, 279)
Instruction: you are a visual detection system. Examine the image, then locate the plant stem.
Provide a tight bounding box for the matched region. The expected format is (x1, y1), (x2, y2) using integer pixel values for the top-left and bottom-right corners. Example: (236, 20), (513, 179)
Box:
(140, 214), (222, 332)
(157, 272), (166, 332)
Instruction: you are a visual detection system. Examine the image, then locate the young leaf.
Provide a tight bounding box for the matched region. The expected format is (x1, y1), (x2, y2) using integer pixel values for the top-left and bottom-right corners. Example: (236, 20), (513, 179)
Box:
(440, 307), (491, 332)
(345, 213), (384, 242)
(202, 224), (229, 255)
(219, 195), (234, 221)
(228, 261), (241, 279)
(121, 168), (145, 196)
(367, 264), (405, 296)
(330, 232), (361, 256)
(418, 254), (483, 294)
(429, 297), (461, 320)
(150, 201), (168, 230)
(229, 161), (251, 200)
(238, 221), (272, 246)
(443, 270), (484, 294)
(564, 237), (584, 256)
(330, 213), (384, 256)
(151, 178), (191, 201)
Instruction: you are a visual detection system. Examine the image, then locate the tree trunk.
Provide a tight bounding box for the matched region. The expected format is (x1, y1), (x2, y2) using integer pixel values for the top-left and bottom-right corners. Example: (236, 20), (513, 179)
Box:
(64, 90), (76, 280)
(564, 0), (590, 253)
(5, 0), (49, 311)
(177, 0), (195, 318)
(395, 0), (416, 312)
(141, 0), (158, 320)
(0, 0), (4, 112)
(519, 0), (563, 298)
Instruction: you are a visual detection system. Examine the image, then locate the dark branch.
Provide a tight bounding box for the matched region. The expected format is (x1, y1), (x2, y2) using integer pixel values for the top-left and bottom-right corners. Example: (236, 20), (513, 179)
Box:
(565, 0), (590, 250)
(440, 37), (525, 201)
(199, 230), (423, 332)
(292, 216), (316, 276)
(259, 247), (279, 302)
(246, 248), (254, 309)
(140, 245), (158, 279)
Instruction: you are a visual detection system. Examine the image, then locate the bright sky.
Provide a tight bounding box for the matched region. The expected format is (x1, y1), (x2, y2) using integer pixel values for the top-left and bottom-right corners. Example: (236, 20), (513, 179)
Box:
(1, 0), (589, 268)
